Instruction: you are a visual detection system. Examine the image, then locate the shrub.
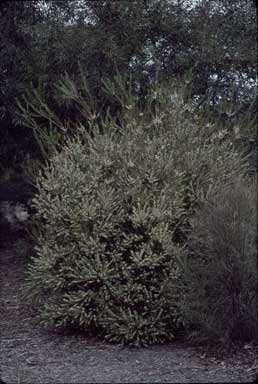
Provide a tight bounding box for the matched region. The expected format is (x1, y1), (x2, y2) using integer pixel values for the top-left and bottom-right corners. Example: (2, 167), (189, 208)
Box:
(177, 175), (257, 345)
(24, 77), (248, 346)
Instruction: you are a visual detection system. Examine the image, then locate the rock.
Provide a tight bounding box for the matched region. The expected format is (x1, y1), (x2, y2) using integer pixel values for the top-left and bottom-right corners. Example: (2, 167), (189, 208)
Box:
(0, 200), (30, 247)
(0, 201), (29, 226)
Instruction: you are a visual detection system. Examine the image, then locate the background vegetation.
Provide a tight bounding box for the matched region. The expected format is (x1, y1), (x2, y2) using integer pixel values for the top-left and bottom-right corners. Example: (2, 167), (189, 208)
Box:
(0, 0), (257, 177)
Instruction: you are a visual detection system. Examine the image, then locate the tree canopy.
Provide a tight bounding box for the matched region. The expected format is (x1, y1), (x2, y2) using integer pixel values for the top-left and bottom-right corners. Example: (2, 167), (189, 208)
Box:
(0, 0), (256, 172)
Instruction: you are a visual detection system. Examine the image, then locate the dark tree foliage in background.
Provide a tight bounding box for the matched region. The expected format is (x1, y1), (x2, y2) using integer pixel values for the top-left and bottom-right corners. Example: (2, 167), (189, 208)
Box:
(0, 0), (77, 169)
(0, 0), (257, 175)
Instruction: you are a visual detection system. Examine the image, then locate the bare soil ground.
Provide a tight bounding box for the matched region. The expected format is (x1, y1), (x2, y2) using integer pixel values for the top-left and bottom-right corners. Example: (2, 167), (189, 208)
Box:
(1, 242), (257, 384)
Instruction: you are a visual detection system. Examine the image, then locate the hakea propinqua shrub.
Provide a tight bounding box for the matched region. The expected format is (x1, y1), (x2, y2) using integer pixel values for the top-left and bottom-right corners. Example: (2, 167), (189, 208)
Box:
(24, 78), (248, 346)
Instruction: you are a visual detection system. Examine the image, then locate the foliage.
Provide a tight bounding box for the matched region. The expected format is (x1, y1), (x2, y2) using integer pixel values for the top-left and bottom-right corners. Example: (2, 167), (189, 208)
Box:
(1, 0), (256, 172)
(23, 77), (248, 346)
(188, 0), (257, 104)
(177, 175), (257, 345)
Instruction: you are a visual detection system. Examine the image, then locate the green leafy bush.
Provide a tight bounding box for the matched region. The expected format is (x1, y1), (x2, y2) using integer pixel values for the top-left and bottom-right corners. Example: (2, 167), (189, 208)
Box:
(177, 175), (257, 345)
(24, 77), (248, 346)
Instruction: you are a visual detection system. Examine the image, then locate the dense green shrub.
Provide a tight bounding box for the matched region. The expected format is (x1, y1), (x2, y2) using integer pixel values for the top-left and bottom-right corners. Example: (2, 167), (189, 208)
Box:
(177, 175), (257, 345)
(24, 79), (248, 346)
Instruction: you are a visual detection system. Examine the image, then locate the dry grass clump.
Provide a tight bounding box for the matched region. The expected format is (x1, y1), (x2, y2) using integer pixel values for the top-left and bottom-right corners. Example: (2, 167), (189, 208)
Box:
(178, 175), (257, 345)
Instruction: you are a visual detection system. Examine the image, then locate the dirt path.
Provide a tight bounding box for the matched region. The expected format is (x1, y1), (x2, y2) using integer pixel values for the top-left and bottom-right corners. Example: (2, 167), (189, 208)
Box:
(1, 246), (257, 384)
